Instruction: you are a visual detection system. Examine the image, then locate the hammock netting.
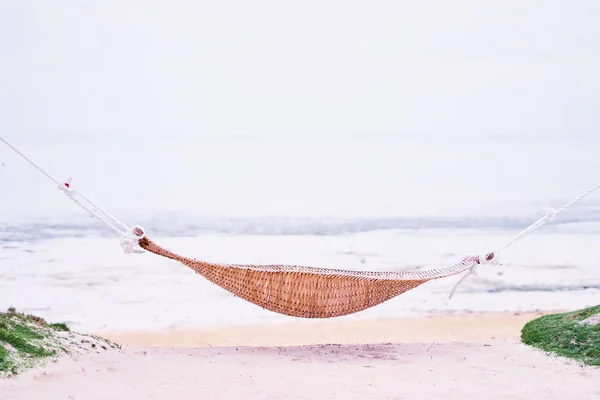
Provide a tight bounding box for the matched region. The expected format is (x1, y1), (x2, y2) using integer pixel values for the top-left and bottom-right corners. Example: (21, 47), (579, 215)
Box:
(138, 237), (483, 318)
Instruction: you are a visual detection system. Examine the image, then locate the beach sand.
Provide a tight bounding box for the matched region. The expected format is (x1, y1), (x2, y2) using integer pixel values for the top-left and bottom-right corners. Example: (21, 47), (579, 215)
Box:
(98, 311), (556, 348)
(2, 341), (599, 400)
(2, 312), (599, 399)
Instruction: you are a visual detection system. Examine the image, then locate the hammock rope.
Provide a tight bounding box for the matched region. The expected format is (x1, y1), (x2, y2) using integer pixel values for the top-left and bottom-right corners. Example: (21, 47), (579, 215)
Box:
(2, 135), (598, 317)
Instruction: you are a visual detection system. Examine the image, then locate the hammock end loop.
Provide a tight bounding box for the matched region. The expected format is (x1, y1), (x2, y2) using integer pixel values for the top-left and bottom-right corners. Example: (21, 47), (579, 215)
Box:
(480, 252), (499, 266)
(448, 252), (499, 300)
(120, 225), (147, 254)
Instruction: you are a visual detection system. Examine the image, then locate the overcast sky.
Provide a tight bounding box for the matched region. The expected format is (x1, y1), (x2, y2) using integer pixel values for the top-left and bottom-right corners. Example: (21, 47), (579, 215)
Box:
(1, 1), (599, 142)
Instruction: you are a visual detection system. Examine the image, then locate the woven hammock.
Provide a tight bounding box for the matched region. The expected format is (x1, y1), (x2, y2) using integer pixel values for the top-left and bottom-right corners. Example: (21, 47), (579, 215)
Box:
(2, 135), (598, 320)
(138, 236), (486, 318)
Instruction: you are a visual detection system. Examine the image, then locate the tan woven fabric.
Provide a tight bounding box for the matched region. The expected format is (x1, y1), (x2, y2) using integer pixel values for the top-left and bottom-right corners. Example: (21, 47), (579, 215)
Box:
(138, 237), (479, 318)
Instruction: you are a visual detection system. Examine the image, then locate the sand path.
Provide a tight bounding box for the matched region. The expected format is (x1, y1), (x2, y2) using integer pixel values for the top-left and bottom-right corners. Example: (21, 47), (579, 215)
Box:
(1, 340), (598, 400)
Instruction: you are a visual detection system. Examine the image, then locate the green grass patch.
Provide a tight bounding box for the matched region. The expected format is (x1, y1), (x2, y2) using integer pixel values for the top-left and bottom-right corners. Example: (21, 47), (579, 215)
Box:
(49, 323), (70, 332)
(521, 305), (600, 366)
(0, 307), (71, 374)
(0, 345), (12, 374)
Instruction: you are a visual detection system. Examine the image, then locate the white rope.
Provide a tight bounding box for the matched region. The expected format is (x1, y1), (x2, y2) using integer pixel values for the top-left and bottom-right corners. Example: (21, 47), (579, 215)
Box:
(448, 182), (600, 298)
(0, 135), (146, 253)
(0, 135), (62, 186)
(448, 265), (478, 299)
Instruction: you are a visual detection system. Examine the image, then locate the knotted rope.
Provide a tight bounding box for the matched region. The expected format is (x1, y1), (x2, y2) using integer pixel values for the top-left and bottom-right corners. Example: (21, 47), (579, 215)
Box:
(448, 187), (599, 298)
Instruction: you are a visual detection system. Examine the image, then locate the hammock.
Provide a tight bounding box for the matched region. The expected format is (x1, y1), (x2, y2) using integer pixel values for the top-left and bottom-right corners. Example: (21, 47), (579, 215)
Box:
(2, 135), (598, 318)
(138, 235), (487, 318)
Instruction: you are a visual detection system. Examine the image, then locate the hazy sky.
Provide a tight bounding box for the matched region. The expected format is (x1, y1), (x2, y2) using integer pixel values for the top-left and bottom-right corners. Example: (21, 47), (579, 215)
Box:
(1, 1), (599, 142)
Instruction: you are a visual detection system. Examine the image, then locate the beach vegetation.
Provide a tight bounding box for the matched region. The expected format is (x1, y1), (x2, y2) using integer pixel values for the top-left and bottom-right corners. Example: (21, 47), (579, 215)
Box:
(521, 305), (600, 366)
(0, 307), (69, 375)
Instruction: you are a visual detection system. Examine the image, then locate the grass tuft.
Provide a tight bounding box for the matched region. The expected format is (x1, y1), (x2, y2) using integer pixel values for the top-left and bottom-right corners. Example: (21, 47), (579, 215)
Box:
(0, 307), (71, 374)
(50, 323), (70, 332)
(521, 305), (600, 366)
(1, 307), (118, 377)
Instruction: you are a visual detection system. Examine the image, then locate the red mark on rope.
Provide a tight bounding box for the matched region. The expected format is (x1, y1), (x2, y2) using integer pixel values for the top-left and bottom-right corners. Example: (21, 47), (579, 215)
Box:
(64, 182), (70, 188)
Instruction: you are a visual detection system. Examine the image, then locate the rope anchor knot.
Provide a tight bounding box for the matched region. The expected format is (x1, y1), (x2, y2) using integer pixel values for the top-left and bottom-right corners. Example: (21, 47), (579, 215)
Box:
(120, 225), (147, 254)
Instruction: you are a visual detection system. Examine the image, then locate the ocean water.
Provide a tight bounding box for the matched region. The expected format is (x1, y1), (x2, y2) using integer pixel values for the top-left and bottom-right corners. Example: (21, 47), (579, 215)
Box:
(0, 136), (599, 332)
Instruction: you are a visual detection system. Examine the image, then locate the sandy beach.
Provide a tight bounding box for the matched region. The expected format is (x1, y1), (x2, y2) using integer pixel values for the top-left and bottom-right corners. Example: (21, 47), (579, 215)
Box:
(2, 222), (598, 400)
(2, 220), (599, 400)
(98, 311), (556, 348)
(2, 340), (599, 400)
(2, 311), (599, 400)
